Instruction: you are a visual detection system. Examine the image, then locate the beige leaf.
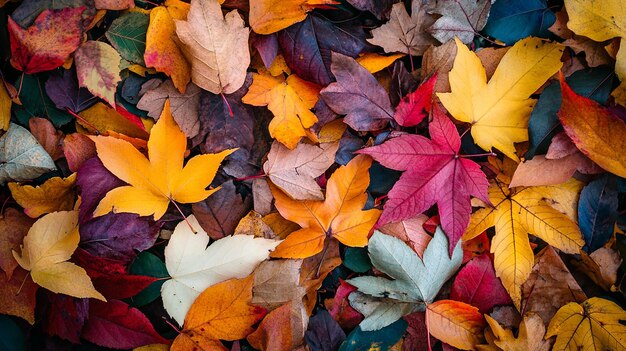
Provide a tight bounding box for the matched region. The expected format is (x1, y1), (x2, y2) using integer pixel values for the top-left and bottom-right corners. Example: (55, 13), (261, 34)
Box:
(367, 1), (436, 56)
(485, 313), (551, 351)
(137, 79), (201, 138)
(175, 0), (250, 94)
(572, 247), (622, 291)
(264, 141), (339, 200)
(377, 214), (431, 258)
(252, 259), (306, 311)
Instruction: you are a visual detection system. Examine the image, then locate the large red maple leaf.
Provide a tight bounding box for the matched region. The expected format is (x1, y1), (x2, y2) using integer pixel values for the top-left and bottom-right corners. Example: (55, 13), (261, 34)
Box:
(358, 104), (490, 254)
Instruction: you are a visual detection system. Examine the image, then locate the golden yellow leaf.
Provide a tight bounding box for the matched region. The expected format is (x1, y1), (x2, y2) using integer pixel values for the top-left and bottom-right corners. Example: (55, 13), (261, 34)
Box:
(91, 100), (234, 220)
(437, 37), (563, 161)
(0, 83), (10, 132)
(564, 0), (626, 105)
(356, 53), (404, 74)
(9, 173), (77, 218)
(249, 0), (338, 35)
(547, 297), (626, 350)
(144, 2), (191, 93)
(463, 177), (584, 307)
(270, 154), (381, 258)
(12, 211), (105, 301)
(77, 103), (149, 140)
(485, 313), (550, 351)
(174, 0), (249, 94)
(243, 70), (320, 149)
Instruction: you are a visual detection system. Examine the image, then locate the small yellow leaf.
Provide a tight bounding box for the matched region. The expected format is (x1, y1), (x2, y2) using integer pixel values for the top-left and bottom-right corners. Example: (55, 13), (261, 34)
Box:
(356, 53), (404, 74)
(0, 83), (10, 131)
(12, 211), (105, 301)
(249, 0), (337, 35)
(9, 173), (77, 218)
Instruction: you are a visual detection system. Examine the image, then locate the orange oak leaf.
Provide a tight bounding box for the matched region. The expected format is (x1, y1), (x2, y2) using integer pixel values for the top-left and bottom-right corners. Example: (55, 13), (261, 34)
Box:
(91, 99), (234, 220)
(270, 154), (381, 258)
(171, 276), (267, 351)
(8, 7), (85, 74)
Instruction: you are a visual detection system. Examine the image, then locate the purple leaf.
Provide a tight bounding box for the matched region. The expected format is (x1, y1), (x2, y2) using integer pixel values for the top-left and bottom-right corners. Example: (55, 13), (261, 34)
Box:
(45, 69), (98, 113)
(76, 157), (124, 223)
(305, 310), (346, 351)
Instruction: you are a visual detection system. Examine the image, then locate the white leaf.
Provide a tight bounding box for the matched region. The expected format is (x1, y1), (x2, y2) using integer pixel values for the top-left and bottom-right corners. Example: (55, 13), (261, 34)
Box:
(161, 215), (280, 324)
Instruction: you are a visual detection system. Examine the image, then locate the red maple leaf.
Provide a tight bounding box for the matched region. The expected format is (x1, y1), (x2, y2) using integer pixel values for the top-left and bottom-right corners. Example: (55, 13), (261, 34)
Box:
(358, 104), (490, 254)
(393, 74), (437, 127)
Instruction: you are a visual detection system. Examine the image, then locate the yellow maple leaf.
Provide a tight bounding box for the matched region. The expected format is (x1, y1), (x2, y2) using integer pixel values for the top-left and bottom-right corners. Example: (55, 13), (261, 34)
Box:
(485, 313), (550, 351)
(91, 100), (234, 220)
(242, 70), (320, 149)
(9, 173), (77, 218)
(12, 211), (105, 301)
(437, 37), (563, 161)
(463, 166), (584, 307)
(547, 297), (626, 350)
(564, 0), (626, 105)
(144, 0), (191, 93)
(249, 0), (338, 35)
(269, 154), (381, 258)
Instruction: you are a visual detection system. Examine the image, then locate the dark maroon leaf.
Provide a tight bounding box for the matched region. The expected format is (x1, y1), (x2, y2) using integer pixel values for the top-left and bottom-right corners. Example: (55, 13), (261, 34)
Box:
(45, 69), (97, 113)
(305, 310), (346, 351)
(79, 213), (160, 264)
(450, 254), (512, 313)
(73, 249), (158, 300)
(44, 294), (89, 344)
(321, 52), (394, 131)
(403, 312), (433, 351)
(82, 299), (169, 349)
(76, 157), (124, 223)
(277, 15), (366, 86)
(192, 180), (252, 240)
(346, 0), (395, 19)
(390, 61), (418, 107)
(251, 33), (279, 69)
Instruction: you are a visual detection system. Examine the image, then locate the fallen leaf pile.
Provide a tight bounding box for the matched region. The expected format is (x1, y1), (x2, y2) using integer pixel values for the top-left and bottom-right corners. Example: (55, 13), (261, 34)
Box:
(1, 0), (626, 350)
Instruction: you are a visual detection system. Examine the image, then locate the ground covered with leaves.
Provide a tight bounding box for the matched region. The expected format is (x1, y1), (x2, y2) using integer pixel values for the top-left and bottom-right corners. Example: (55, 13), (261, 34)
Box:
(1, 0), (626, 350)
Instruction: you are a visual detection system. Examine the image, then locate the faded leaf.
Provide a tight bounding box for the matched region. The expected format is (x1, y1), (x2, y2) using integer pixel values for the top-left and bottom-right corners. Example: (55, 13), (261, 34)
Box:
(74, 41), (121, 107)
(9, 173), (76, 218)
(0, 123), (56, 185)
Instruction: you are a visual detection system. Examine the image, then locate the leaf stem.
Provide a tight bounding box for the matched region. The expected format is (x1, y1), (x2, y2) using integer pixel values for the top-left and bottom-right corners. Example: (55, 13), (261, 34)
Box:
(315, 239), (331, 279)
(66, 108), (105, 136)
(235, 173), (266, 182)
(162, 317), (181, 334)
(16, 72), (24, 98)
(16, 271), (30, 296)
(221, 93), (234, 118)
(170, 199), (196, 234)
(459, 152), (496, 159)
(459, 127), (471, 140)
(425, 307), (432, 351)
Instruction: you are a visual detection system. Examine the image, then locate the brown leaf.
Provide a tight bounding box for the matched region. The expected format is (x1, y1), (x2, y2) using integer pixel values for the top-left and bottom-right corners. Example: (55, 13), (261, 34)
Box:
(572, 247), (622, 291)
(192, 180), (252, 240)
(247, 302), (308, 351)
(300, 240), (341, 315)
(0, 208), (34, 278)
(264, 141), (339, 201)
(521, 246), (587, 325)
(63, 133), (97, 172)
(0, 267), (38, 324)
(378, 214), (431, 258)
(175, 0), (250, 94)
(253, 259), (305, 311)
(95, 0), (135, 10)
(253, 179), (273, 215)
(29, 117), (64, 160)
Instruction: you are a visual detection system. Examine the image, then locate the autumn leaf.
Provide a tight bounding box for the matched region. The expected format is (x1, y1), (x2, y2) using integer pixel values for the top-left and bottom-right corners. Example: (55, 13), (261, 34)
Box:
(74, 41), (122, 107)
(0, 83), (10, 132)
(558, 75), (626, 178)
(270, 154), (380, 258)
(8, 7), (84, 74)
(249, 0), (338, 35)
(144, 0), (191, 93)
(161, 215), (278, 324)
(564, 0), (626, 104)
(427, 0), (491, 44)
(463, 170), (585, 307)
(243, 70), (320, 149)
(12, 211), (106, 301)
(485, 313), (550, 351)
(367, 0), (436, 56)
(171, 276), (266, 351)
(426, 300), (486, 350)
(8, 173), (77, 218)
(393, 74), (437, 127)
(437, 37), (564, 161)
(450, 254), (511, 313)
(91, 100), (234, 220)
(175, 0), (249, 94)
(547, 297), (626, 350)
(263, 140), (339, 200)
(359, 104), (490, 253)
(0, 123), (56, 185)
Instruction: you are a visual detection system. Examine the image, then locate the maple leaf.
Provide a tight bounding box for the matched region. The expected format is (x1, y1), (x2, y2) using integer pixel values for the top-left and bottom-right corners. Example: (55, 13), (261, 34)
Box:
(463, 164), (585, 307)
(175, 0), (249, 94)
(12, 211), (106, 301)
(269, 154), (380, 258)
(450, 254), (511, 313)
(242, 70), (320, 149)
(162, 215), (278, 325)
(564, 0), (626, 104)
(263, 140), (339, 201)
(359, 104), (490, 253)
(249, 0), (339, 35)
(8, 173), (77, 218)
(427, 0), (491, 44)
(367, 1), (436, 56)
(426, 300), (486, 350)
(557, 75), (626, 178)
(171, 276), (266, 351)
(437, 37), (563, 161)
(91, 100), (234, 220)
(393, 74), (437, 127)
(8, 7), (84, 74)
(74, 41), (122, 108)
(485, 313), (551, 351)
(144, 1), (191, 93)
(547, 297), (626, 350)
